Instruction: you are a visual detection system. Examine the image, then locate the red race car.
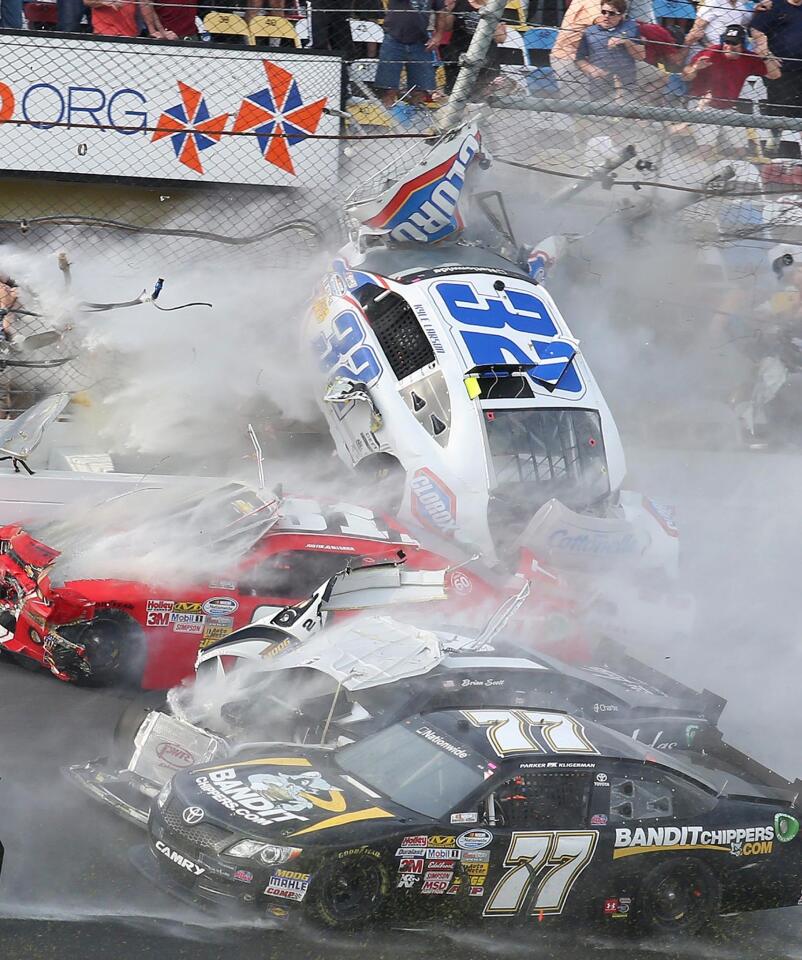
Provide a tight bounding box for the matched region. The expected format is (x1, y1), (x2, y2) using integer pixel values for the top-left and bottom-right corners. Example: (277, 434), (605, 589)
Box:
(0, 481), (577, 689)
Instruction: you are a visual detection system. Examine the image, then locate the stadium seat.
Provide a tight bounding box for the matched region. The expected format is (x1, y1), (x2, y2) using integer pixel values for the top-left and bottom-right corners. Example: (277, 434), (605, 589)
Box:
(203, 11), (250, 43)
(523, 26), (557, 67)
(525, 65), (559, 93)
(249, 14), (302, 46)
(23, 1), (58, 28)
(349, 18), (383, 43)
(504, 0), (528, 30)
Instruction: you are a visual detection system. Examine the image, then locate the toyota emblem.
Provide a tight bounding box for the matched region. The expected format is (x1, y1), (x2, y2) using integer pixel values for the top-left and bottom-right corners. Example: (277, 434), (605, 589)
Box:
(182, 806), (205, 825)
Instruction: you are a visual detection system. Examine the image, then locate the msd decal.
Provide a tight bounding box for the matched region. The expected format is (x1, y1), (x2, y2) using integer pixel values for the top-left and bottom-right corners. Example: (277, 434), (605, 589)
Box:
(410, 468), (456, 535)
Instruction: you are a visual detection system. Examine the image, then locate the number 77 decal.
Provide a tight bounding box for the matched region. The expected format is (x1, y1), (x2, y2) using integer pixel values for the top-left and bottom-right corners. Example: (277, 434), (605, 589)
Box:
(484, 831), (598, 917)
(462, 709), (598, 756)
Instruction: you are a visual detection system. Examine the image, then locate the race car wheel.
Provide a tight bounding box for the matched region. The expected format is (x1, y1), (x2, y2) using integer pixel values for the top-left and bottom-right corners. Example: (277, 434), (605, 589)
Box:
(637, 858), (720, 935)
(67, 611), (145, 687)
(308, 854), (389, 929)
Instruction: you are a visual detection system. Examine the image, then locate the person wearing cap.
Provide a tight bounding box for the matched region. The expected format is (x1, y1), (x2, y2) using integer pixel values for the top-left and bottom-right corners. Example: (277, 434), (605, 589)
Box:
(682, 25), (781, 155)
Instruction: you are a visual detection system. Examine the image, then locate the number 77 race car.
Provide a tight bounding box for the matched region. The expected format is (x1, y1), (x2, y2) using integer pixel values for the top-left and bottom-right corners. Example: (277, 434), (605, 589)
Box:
(133, 706), (802, 933)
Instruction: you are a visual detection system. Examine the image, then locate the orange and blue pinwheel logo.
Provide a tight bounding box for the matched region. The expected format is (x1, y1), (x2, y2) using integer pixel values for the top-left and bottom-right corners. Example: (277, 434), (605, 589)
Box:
(232, 61), (327, 175)
(151, 81), (229, 175)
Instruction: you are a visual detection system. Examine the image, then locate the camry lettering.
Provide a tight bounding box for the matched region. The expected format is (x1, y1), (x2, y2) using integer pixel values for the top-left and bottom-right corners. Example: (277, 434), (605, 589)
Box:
(154, 840), (205, 876)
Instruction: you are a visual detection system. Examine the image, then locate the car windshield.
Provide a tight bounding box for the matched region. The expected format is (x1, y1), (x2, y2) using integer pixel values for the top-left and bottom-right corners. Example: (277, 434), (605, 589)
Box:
(335, 720), (486, 819)
(486, 408), (609, 501)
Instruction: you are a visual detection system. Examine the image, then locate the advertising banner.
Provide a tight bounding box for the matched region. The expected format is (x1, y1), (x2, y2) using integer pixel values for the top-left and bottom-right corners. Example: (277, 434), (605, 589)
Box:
(0, 33), (341, 186)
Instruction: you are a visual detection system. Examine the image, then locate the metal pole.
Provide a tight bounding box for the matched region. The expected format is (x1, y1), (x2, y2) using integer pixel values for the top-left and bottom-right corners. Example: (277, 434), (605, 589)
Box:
(486, 94), (802, 133)
(437, 0), (510, 131)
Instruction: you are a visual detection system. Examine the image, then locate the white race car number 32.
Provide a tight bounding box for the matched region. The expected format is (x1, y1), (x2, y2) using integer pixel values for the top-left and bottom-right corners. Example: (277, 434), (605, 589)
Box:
(484, 831), (598, 916)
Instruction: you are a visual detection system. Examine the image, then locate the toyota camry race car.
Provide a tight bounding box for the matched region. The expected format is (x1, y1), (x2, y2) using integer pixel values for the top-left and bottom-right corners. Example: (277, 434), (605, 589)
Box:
(305, 121), (681, 585)
(70, 577), (755, 832)
(133, 707), (802, 933)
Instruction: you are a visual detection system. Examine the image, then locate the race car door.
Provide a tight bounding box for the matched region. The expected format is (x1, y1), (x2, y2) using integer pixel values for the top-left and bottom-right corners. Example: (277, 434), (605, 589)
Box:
(476, 765), (599, 921)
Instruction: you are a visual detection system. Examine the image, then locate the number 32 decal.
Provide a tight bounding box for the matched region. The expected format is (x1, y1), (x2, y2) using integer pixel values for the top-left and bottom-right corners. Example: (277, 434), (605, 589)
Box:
(484, 831), (598, 917)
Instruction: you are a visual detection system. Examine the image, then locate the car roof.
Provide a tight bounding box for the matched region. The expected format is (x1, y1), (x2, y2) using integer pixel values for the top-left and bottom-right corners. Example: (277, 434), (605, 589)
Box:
(414, 706), (652, 764)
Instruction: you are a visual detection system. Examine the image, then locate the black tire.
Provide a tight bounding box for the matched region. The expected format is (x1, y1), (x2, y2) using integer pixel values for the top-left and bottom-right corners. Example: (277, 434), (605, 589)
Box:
(67, 610), (145, 687)
(111, 699), (152, 763)
(307, 854), (389, 930)
(636, 858), (720, 935)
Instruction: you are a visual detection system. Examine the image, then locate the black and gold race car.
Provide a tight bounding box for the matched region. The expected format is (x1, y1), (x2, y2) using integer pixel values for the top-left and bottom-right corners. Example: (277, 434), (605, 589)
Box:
(133, 706), (802, 933)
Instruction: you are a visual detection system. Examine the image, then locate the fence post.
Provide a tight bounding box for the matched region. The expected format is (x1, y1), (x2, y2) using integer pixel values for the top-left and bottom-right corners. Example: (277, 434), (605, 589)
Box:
(437, 0), (510, 131)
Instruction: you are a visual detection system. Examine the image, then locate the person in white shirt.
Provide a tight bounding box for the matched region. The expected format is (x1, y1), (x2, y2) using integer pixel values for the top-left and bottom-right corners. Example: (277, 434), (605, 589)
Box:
(684, 0), (753, 57)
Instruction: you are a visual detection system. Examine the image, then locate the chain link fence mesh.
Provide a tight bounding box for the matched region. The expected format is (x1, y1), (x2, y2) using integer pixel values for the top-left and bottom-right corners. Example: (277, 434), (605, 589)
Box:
(1, 15), (802, 441)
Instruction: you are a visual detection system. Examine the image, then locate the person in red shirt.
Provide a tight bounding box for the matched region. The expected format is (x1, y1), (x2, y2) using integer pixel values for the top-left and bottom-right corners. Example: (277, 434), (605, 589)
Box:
(142, 0), (198, 39)
(682, 23), (781, 155)
(84, 0), (138, 36)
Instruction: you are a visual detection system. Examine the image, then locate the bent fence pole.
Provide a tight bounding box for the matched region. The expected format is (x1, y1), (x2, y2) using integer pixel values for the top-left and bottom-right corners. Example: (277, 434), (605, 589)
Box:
(438, 0), (510, 132)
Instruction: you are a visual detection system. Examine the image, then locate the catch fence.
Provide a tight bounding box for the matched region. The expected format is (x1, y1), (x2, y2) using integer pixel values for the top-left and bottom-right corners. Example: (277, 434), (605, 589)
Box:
(2, 13), (802, 435)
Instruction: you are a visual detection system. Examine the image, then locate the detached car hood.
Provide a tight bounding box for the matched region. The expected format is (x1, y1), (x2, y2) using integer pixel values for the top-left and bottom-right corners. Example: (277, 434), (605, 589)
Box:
(170, 747), (404, 843)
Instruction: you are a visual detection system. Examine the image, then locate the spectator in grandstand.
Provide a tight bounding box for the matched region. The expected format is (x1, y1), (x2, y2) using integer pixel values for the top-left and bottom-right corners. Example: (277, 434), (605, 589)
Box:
(751, 0), (802, 155)
(375, 0), (448, 107)
(304, 0), (356, 55)
(57, 0), (88, 31)
(575, 0), (645, 98)
(639, 19), (685, 67)
(684, 0), (753, 57)
(441, 0), (507, 94)
(551, 0), (602, 85)
(1, 0), (22, 28)
(142, 0), (199, 38)
(84, 0), (138, 35)
(682, 24), (781, 156)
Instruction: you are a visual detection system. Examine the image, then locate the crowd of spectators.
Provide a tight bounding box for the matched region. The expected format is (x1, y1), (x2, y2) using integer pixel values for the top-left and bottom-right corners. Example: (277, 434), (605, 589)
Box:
(4, 0), (802, 155)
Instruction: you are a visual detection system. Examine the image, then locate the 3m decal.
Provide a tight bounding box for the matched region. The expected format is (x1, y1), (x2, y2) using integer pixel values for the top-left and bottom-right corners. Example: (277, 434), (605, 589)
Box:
(398, 858), (424, 874)
(613, 825), (776, 860)
(462, 709), (597, 757)
(436, 281), (583, 395)
(484, 831), (597, 917)
(146, 599), (174, 626)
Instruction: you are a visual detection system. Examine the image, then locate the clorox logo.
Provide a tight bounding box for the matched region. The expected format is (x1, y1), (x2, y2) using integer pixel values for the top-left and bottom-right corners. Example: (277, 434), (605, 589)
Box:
(410, 468), (456, 535)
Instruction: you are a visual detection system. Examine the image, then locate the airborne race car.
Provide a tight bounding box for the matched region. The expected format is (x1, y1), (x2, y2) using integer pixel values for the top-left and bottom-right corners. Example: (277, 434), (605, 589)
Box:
(0, 481), (492, 688)
(305, 121), (681, 592)
(133, 707), (802, 933)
